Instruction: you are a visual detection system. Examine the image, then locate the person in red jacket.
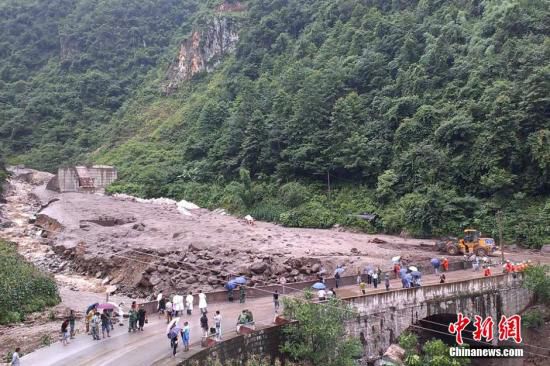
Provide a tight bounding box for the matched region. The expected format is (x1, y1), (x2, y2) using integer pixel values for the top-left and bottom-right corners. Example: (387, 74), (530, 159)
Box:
(504, 260), (514, 273)
(442, 258), (449, 272)
(484, 266), (492, 277)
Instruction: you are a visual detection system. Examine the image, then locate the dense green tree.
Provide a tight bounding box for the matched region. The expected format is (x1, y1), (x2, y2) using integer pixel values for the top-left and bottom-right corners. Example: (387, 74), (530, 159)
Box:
(282, 295), (361, 366)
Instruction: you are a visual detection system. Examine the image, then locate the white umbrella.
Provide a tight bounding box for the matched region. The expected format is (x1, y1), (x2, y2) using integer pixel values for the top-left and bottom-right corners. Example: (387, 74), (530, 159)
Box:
(335, 267), (345, 275)
(408, 266), (418, 272)
(391, 256), (401, 263)
(166, 317), (180, 334)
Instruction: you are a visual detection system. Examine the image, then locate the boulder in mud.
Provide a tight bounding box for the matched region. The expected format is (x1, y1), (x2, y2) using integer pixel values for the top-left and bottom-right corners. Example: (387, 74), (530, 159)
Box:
(149, 273), (163, 286)
(185, 276), (197, 284)
(250, 261), (268, 274)
(375, 344), (405, 366)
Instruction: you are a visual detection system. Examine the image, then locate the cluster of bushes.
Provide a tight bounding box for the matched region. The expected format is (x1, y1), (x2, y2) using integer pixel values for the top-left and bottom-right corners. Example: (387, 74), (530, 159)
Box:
(399, 332), (470, 366)
(0, 240), (60, 324)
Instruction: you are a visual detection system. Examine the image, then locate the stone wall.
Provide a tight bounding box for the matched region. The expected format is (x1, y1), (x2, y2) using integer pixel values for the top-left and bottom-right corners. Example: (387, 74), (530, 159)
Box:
(178, 324), (286, 366)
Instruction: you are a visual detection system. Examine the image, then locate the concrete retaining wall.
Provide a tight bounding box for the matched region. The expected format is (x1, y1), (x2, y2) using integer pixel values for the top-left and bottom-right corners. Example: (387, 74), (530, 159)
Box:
(139, 260), (471, 315)
(179, 324), (287, 366)
(57, 167), (79, 192)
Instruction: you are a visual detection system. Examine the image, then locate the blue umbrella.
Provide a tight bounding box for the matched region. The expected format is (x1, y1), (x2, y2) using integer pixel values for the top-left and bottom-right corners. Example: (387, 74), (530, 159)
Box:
(225, 281), (237, 290)
(411, 271), (422, 278)
(168, 326), (181, 339)
(399, 268), (408, 276)
(234, 276), (247, 285)
(431, 258), (440, 267)
(312, 282), (327, 290)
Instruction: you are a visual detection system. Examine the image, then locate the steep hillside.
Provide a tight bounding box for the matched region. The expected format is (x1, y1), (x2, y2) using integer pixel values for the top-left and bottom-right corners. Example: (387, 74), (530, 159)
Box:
(2, 0), (549, 245)
(0, 0), (205, 170)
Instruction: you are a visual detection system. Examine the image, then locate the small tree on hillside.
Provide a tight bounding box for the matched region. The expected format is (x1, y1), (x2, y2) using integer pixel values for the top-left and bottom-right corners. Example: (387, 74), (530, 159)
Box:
(281, 296), (361, 366)
(523, 265), (550, 304)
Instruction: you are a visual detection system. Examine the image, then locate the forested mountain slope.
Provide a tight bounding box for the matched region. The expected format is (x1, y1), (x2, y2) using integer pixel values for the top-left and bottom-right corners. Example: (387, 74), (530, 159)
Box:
(1, 0), (549, 245)
(0, 0), (203, 169)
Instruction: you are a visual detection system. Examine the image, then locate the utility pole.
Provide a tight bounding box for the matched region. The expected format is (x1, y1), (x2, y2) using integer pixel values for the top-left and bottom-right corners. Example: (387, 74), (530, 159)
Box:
(497, 210), (504, 263)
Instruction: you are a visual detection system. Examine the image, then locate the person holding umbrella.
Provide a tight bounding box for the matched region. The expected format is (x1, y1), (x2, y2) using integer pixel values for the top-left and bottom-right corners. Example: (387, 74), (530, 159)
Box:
(85, 303), (98, 334)
(411, 271), (422, 287)
(167, 320), (180, 357)
(101, 311), (111, 338)
(431, 258), (441, 274)
(405, 272), (413, 288)
(401, 271), (410, 288)
(226, 281), (236, 302)
(312, 281), (327, 300)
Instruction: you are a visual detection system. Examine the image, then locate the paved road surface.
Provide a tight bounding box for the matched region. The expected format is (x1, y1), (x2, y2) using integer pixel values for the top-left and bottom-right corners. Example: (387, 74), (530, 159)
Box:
(21, 267), (524, 366)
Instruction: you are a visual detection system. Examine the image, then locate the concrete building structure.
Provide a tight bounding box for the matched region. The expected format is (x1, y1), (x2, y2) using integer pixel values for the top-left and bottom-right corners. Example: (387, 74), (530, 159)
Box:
(46, 165), (117, 193)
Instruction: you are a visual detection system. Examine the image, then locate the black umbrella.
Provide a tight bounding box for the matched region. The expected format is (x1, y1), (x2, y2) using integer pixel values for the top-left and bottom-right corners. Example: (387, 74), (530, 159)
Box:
(86, 302), (99, 314)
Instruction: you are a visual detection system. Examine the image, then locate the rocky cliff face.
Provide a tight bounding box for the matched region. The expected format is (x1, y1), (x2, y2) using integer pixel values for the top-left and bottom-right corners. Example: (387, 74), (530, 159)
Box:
(164, 8), (242, 93)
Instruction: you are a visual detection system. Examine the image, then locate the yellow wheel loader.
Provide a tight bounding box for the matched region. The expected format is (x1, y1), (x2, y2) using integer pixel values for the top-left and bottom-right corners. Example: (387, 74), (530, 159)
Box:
(436, 229), (497, 257)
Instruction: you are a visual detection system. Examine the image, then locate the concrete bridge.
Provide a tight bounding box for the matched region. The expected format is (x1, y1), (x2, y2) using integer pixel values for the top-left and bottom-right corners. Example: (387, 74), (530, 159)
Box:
(346, 273), (531, 361)
(177, 273), (532, 365)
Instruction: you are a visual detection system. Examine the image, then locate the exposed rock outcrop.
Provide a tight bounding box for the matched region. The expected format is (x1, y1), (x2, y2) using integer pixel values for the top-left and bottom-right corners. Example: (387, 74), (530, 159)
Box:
(163, 2), (244, 93)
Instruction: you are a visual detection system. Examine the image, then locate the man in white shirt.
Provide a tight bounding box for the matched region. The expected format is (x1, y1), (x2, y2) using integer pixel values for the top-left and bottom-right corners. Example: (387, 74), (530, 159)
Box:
(198, 290), (208, 314)
(11, 347), (20, 366)
(185, 293), (194, 315)
(172, 294), (183, 316)
(317, 289), (327, 301)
